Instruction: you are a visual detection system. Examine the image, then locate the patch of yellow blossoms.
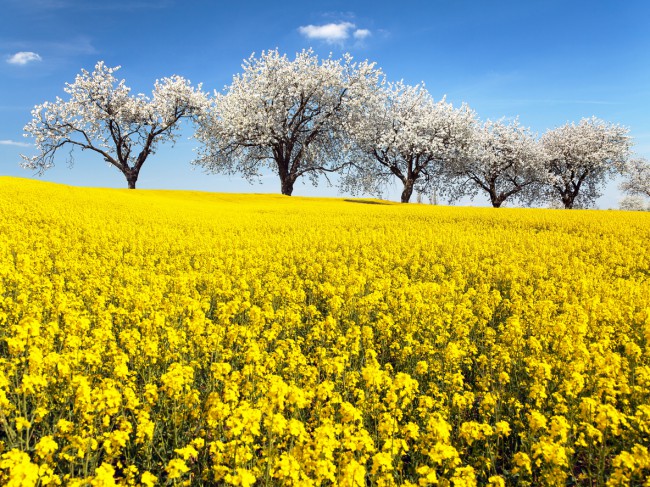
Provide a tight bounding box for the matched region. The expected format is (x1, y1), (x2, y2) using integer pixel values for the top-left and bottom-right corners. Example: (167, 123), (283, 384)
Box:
(0, 177), (649, 486)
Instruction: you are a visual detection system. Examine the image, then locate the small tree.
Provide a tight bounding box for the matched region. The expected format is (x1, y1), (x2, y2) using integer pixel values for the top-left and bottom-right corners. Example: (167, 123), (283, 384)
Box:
(22, 62), (208, 189)
(619, 157), (650, 198)
(193, 49), (381, 196)
(619, 195), (648, 211)
(540, 117), (630, 209)
(343, 81), (475, 203)
(440, 118), (545, 208)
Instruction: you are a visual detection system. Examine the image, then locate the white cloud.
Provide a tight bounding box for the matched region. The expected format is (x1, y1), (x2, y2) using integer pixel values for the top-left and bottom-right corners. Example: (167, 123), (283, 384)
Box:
(0, 139), (31, 147)
(7, 51), (42, 65)
(353, 29), (371, 40)
(298, 22), (357, 44)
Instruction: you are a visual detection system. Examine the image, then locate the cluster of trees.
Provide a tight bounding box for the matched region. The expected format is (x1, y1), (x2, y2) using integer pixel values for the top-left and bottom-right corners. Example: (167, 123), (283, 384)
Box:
(22, 51), (648, 209)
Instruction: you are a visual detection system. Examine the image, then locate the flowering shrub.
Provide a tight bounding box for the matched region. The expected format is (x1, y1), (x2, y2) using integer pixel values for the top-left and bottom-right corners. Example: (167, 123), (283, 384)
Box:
(0, 177), (649, 486)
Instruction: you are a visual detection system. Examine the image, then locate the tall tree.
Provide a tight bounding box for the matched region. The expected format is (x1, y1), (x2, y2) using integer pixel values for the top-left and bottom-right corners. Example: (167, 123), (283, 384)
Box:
(440, 118), (545, 208)
(540, 117), (630, 209)
(22, 62), (208, 189)
(193, 49), (381, 196)
(343, 81), (475, 203)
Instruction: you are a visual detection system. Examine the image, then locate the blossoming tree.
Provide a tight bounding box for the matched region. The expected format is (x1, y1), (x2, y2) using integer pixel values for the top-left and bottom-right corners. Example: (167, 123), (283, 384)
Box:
(22, 61), (208, 189)
(619, 195), (649, 211)
(540, 117), (630, 209)
(343, 81), (476, 203)
(619, 157), (650, 198)
(440, 118), (546, 207)
(193, 49), (382, 196)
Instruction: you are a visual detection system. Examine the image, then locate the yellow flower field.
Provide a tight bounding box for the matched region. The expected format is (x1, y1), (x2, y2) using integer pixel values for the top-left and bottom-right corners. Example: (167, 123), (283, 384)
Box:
(0, 176), (649, 486)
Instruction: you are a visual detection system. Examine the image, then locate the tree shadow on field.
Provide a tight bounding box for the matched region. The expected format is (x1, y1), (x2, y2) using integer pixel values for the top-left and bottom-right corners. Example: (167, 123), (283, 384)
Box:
(343, 199), (391, 205)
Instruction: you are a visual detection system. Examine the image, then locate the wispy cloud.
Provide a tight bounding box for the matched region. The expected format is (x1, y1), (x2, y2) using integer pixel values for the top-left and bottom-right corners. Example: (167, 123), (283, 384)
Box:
(0, 139), (31, 147)
(7, 51), (42, 65)
(353, 29), (371, 40)
(299, 22), (355, 44)
(2, 37), (97, 63)
(298, 21), (372, 45)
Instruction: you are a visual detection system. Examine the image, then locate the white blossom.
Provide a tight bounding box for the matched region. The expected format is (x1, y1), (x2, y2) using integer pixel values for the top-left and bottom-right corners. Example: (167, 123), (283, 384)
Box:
(619, 157), (650, 198)
(343, 80), (476, 203)
(619, 195), (649, 211)
(22, 61), (209, 188)
(439, 118), (545, 207)
(193, 49), (382, 195)
(540, 117), (631, 209)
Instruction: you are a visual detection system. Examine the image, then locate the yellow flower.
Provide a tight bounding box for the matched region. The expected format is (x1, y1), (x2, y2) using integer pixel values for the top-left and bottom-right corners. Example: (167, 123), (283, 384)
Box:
(0, 450), (39, 487)
(512, 452), (532, 476)
(451, 465), (476, 487)
(459, 421), (493, 445)
(14, 417), (31, 432)
(225, 468), (256, 487)
(415, 361), (428, 374)
(340, 401), (362, 423)
(140, 471), (157, 487)
(34, 436), (58, 459)
(340, 459), (366, 487)
(274, 453), (302, 483)
(487, 475), (505, 487)
(56, 419), (74, 434)
(371, 451), (394, 475)
(174, 445), (199, 461)
(527, 410), (547, 433)
(191, 438), (205, 449)
(494, 421), (511, 437)
(417, 465), (438, 486)
(91, 463), (117, 486)
(165, 459), (189, 480)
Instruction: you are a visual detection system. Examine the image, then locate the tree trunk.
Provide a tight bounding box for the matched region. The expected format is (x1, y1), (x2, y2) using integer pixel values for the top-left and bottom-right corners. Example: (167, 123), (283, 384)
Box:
(124, 169), (139, 189)
(401, 179), (415, 203)
(562, 189), (576, 209)
(490, 193), (505, 208)
(280, 176), (295, 196)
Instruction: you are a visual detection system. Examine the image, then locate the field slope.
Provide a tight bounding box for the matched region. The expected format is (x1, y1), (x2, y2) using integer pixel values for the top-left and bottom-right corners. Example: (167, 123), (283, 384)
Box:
(1, 176), (649, 486)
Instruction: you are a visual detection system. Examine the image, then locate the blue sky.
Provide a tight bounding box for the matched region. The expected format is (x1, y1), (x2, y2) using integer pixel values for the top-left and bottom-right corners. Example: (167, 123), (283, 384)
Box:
(1, 0), (648, 207)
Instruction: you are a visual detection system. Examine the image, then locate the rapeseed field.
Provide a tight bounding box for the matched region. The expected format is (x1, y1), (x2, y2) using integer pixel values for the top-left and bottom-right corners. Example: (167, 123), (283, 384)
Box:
(0, 176), (649, 486)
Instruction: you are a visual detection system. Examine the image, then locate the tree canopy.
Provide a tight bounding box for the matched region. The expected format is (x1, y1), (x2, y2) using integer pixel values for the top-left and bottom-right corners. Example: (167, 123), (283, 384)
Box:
(20, 55), (645, 207)
(343, 81), (476, 203)
(619, 157), (650, 198)
(193, 49), (382, 196)
(540, 117), (631, 209)
(22, 62), (208, 189)
(439, 118), (545, 208)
